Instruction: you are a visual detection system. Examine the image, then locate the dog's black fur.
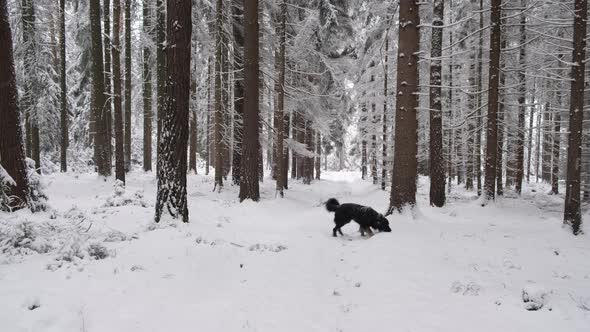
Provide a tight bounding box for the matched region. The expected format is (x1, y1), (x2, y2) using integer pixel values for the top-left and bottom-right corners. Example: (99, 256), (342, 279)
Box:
(325, 198), (392, 237)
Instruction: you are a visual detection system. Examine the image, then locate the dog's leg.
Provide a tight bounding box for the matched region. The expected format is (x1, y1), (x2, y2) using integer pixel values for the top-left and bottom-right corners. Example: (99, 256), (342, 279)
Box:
(366, 227), (374, 237)
(338, 228), (344, 236)
(333, 226), (338, 237)
(359, 226), (365, 237)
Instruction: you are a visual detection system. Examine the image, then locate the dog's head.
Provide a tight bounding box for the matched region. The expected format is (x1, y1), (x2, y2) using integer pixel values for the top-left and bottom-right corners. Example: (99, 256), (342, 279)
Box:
(373, 214), (392, 232)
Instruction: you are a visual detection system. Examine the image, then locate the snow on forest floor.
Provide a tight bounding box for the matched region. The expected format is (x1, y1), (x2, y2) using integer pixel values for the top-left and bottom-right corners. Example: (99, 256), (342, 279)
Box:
(1, 170), (589, 332)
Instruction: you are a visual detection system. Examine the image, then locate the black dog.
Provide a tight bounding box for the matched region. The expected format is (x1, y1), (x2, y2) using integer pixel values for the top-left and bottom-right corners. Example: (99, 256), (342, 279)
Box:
(325, 198), (392, 237)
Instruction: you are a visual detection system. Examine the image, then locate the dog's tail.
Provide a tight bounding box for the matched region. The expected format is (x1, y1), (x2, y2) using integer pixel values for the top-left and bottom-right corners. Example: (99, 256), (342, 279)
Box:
(325, 198), (340, 213)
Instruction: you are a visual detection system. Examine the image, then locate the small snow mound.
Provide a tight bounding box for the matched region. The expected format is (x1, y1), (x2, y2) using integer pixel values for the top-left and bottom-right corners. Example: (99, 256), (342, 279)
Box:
(0, 219), (53, 255)
(522, 283), (550, 311)
(103, 181), (147, 208)
(103, 230), (127, 242)
(451, 281), (481, 296)
(248, 243), (287, 253)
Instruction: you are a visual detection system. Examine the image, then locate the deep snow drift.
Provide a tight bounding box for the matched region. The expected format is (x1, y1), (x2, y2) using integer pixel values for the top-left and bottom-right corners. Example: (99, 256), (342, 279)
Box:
(1, 171), (589, 332)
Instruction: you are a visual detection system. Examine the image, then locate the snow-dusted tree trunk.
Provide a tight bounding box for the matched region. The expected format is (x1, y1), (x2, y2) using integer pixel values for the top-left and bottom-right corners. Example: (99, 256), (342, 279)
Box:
(239, 0), (260, 201)
(275, 0), (286, 196)
(483, 0), (502, 202)
(59, 0), (68, 172)
(496, 20), (506, 197)
(514, 0), (526, 195)
(214, 0), (224, 190)
(381, 26), (390, 191)
(21, 0), (40, 173)
(388, 0), (420, 213)
(124, 0), (132, 172)
(155, 0), (165, 171)
(232, 0), (244, 185)
(90, 0), (110, 176)
(103, 0), (113, 167)
(206, 55), (211, 175)
(154, 0), (191, 223)
(563, 0), (587, 235)
(0, 0), (30, 209)
(113, 0), (125, 183)
(429, 0), (445, 207)
(143, 0), (153, 172)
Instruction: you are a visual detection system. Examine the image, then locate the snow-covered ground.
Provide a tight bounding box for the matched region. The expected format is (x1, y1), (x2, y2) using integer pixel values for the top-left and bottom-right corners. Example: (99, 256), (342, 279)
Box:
(1, 171), (589, 332)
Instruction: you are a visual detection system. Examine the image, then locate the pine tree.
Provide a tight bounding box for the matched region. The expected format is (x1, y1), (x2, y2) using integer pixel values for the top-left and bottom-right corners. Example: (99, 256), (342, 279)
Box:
(103, 0), (113, 167)
(113, 0), (125, 183)
(563, 0), (587, 235)
(156, 0), (166, 169)
(124, 0), (132, 171)
(154, 0), (192, 223)
(143, 0), (153, 172)
(388, 0), (420, 213)
(515, 0), (527, 195)
(0, 0), (30, 209)
(214, 0), (224, 190)
(483, 0), (502, 202)
(239, 0), (260, 201)
(21, 0), (41, 174)
(275, 0), (286, 196)
(232, 0), (245, 185)
(429, 0), (445, 207)
(59, 0), (68, 172)
(90, 0), (111, 176)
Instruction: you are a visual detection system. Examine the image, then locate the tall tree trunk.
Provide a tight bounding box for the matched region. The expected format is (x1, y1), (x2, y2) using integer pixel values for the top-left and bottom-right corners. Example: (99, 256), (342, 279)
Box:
(447, 16), (454, 193)
(526, 81), (535, 182)
(388, 0), (420, 213)
(542, 106), (552, 182)
(239, 0), (260, 201)
(535, 103), (547, 182)
(371, 102), (378, 185)
(214, 0), (224, 190)
(476, 0), (484, 196)
(222, 11), (231, 181)
(281, 111), (290, 188)
(361, 102), (367, 180)
(563, 0), (587, 235)
(124, 0), (132, 171)
(429, 0), (445, 207)
(154, 0), (191, 223)
(156, 0), (166, 171)
(381, 27), (389, 191)
(275, 0), (286, 196)
(291, 110), (297, 179)
(483, 0), (502, 202)
(206, 56), (211, 175)
(303, 121), (313, 185)
(189, 97), (197, 173)
(21, 0), (40, 174)
(515, 0), (526, 194)
(232, 0), (244, 185)
(316, 132), (321, 180)
(0, 0), (30, 209)
(496, 22), (506, 196)
(104, 0), (113, 168)
(59, 0), (68, 172)
(283, 111), (290, 188)
(296, 111), (305, 179)
(465, 57), (475, 191)
(90, 0), (110, 176)
(113, 0), (125, 183)
(143, 0), (153, 172)
(551, 111), (561, 194)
